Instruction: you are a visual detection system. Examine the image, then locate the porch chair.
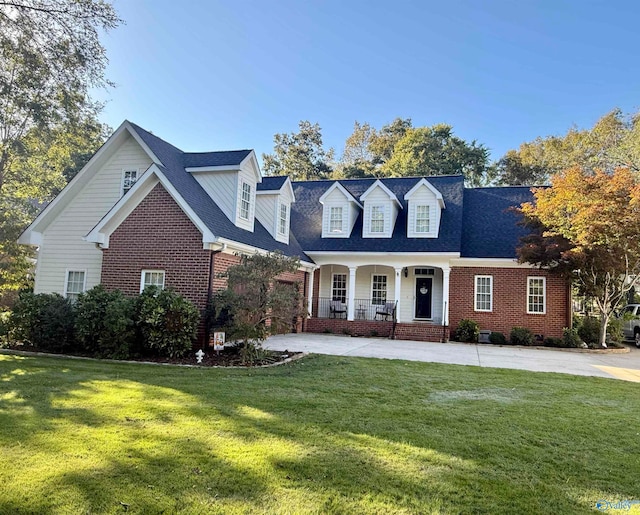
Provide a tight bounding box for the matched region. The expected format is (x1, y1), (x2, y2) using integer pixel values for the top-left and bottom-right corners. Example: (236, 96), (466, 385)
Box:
(375, 301), (397, 321)
(329, 300), (347, 319)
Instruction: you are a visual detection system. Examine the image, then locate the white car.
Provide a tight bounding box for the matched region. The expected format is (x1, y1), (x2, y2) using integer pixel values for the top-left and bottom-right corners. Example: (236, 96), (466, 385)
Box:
(620, 304), (640, 347)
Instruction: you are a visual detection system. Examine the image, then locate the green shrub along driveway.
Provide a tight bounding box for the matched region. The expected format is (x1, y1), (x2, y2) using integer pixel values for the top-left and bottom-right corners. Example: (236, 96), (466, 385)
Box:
(1, 353), (639, 514)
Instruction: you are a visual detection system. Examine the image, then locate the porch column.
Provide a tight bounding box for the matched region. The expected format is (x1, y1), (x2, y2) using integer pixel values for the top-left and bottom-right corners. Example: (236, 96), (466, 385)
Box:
(442, 266), (451, 326)
(347, 266), (357, 321)
(307, 269), (315, 318)
(394, 267), (403, 320)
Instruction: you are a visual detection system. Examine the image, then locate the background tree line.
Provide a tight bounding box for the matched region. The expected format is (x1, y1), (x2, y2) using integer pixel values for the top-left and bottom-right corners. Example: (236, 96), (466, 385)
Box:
(262, 109), (640, 187)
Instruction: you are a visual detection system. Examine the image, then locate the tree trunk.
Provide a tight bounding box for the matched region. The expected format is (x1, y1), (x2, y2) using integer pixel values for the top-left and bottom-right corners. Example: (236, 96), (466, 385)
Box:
(599, 311), (609, 348)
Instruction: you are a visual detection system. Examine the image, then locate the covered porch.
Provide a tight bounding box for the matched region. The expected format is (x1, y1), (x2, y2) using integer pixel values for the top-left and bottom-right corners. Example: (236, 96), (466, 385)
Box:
(305, 256), (454, 341)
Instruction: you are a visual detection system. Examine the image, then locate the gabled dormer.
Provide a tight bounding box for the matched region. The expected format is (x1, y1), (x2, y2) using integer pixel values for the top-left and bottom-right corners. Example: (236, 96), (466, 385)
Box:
(360, 180), (402, 238)
(186, 150), (261, 232)
(403, 178), (445, 238)
(256, 176), (295, 244)
(319, 182), (362, 238)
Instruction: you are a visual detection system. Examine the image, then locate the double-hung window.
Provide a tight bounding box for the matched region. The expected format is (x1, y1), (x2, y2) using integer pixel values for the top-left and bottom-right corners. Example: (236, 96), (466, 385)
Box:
(240, 182), (252, 220)
(474, 275), (493, 312)
(527, 277), (546, 314)
(64, 270), (86, 302)
(122, 169), (138, 196)
(371, 275), (387, 305)
(415, 205), (430, 233)
(331, 273), (347, 303)
(370, 205), (385, 233)
(329, 206), (343, 233)
(140, 270), (165, 293)
(278, 203), (288, 235)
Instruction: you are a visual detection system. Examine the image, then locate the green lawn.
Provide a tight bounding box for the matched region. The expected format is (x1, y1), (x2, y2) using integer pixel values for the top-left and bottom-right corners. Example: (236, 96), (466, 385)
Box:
(1, 352), (639, 514)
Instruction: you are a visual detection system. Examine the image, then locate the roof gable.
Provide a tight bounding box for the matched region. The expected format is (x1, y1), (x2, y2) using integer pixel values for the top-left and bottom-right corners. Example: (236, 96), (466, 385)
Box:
(360, 179), (402, 208)
(404, 178), (445, 209)
(319, 181), (362, 207)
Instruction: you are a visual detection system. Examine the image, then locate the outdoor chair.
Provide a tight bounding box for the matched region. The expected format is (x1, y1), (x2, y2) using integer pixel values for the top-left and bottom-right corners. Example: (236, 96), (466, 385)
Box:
(329, 300), (347, 319)
(375, 301), (397, 321)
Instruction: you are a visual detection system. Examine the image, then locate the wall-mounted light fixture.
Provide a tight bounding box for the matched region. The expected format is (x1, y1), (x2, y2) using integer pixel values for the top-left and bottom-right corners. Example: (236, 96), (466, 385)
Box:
(403, 267), (408, 278)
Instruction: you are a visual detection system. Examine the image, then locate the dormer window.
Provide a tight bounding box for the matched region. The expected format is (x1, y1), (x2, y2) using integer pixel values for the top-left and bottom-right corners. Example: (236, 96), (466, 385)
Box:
(404, 178), (445, 238)
(240, 181), (252, 220)
(329, 206), (343, 233)
(278, 203), (288, 235)
(415, 205), (430, 233)
(122, 169), (138, 196)
(370, 205), (385, 233)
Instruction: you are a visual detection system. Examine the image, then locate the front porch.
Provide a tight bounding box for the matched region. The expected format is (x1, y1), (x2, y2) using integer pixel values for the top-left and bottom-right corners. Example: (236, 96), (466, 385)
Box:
(305, 261), (452, 342)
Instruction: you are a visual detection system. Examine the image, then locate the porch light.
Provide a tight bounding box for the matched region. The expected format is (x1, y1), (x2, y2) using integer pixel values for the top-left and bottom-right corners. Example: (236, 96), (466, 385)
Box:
(403, 267), (408, 278)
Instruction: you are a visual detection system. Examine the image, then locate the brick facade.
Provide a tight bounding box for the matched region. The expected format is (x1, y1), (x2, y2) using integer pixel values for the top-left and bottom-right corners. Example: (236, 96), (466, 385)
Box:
(449, 267), (570, 339)
(101, 183), (307, 343)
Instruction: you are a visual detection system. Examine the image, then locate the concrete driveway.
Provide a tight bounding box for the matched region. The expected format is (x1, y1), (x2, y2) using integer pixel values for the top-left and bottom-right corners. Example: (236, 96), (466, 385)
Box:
(264, 333), (640, 382)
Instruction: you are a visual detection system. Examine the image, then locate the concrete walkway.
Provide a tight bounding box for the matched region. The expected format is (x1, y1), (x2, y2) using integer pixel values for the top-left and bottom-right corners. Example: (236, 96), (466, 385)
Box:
(264, 333), (640, 382)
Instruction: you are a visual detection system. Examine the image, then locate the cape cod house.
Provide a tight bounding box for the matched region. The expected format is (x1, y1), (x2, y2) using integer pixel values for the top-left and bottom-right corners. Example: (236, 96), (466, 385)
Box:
(18, 121), (571, 343)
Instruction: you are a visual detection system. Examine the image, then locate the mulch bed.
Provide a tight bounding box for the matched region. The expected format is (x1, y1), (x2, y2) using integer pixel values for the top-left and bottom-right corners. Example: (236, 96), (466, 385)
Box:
(3, 344), (302, 367)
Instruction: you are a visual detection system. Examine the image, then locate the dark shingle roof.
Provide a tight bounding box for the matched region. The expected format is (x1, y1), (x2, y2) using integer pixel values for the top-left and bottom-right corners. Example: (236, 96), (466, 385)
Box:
(257, 176), (288, 191)
(291, 176), (465, 253)
(127, 122), (308, 260)
(127, 121), (533, 262)
(460, 187), (533, 258)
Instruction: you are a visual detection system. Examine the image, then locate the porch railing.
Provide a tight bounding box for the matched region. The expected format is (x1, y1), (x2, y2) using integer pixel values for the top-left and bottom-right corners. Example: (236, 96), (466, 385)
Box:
(313, 297), (397, 321)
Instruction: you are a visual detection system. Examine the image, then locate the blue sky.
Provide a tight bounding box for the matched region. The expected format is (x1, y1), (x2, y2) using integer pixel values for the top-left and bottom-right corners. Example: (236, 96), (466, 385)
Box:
(95, 0), (639, 164)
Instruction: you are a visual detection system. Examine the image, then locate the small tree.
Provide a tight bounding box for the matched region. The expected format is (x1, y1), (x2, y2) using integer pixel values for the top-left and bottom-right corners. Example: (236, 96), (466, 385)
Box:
(518, 166), (640, 347)
(210, 252), (303, 361)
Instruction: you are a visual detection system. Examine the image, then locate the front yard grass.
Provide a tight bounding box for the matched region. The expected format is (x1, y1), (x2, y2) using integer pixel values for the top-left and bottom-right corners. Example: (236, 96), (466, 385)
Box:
(0, 352), (639, 514)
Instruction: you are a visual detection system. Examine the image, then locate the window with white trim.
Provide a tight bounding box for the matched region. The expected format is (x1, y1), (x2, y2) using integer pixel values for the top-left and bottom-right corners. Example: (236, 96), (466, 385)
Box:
(240, 182), (252, 220)
(140, 270), (165, 293)
(371, 275), (387, 305)
(329, 206), (343, 233)
(122, 169), (138, 196)
(278, 203), (288, 235)
(527, 277), (546, 314)
(474, 275), (493, 312)
(370, 205), (385, 233)
(415, 204), (430, 233)
(331, 273), (347, 303)
(64, 270), (86, 302)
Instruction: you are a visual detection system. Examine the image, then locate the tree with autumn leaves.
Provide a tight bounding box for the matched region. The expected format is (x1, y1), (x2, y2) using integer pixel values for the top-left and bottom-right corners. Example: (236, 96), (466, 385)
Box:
(518, 166), (640, 347)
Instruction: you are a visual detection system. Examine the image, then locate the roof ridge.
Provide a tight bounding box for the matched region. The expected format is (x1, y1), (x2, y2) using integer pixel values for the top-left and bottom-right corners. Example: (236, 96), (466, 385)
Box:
(126, 120), (185, 155)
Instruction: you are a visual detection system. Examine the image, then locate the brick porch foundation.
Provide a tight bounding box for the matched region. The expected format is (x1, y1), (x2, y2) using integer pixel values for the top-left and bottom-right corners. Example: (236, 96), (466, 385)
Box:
(305, 318), (449, 342)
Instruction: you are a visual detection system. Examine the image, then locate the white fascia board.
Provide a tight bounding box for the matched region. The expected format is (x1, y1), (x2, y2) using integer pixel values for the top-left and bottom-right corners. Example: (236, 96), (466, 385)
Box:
(404, 178), (445, 209)
(19, 120), (158, 242)
(214, 236), (315, 271)
(307, 251), (460, 257)
(18, 230), (42, 246)
(360, 179), (402, 209)
(306, 251), (460, 268)
(319, 182), (363, 208)
(450, 257), (536, 269)
(85, 164), (216, 248)
(242, 151), (263, 183)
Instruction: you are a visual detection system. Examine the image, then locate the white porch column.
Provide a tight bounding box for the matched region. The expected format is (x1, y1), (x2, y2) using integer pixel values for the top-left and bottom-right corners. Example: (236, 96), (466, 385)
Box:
(347, 266), (357, 321)
(394, 267), (403, 320)
(442, 266), (451, 326)
(307, 269), (315, 317)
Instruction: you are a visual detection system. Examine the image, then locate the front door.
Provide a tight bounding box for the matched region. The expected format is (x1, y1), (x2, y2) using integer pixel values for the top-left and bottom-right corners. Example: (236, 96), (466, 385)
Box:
(415, 277), (432, 319)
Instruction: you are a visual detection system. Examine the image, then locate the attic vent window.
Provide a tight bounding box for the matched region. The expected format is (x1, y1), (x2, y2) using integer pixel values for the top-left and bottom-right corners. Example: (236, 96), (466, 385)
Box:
(415, 205), (430, 233)
(122, 169), (138, 196)
(278, 203), (288, 235)
(415, 268), (435, 276)
(370, 205), (385, 233)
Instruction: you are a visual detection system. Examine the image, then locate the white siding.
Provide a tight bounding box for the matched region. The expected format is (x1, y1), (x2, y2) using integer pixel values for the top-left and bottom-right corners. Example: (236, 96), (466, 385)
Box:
(406, 184), (441, 238)
(255, 194), (277, 237)
(35, 135), (152, 295)
(192, 170), (237, 222)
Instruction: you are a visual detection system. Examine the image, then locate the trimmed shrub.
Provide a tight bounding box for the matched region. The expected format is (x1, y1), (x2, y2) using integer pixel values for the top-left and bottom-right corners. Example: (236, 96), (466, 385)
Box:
(136, 287), (199, 358)
(510, 326), (534, 346)
(543, 337), (564, 348)
(489, 331), (507, 345)
(74, 286), (135, 359)
(562, 327), (582, 348)
(577, 316), (600, 346)
(606, 317), (624, 346)
(0, 311), (10, 347)
(456, 319), (479, 343)
(10, 291), (75, 352)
